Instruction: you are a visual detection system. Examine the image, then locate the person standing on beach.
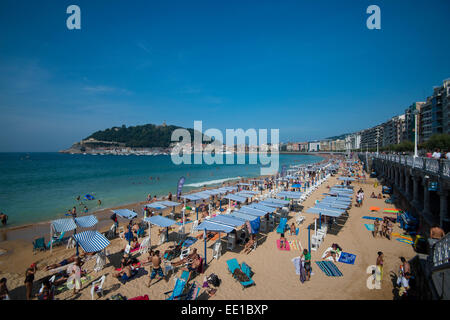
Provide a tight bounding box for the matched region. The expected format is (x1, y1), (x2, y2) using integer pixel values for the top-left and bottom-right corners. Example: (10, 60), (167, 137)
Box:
(98, 199), (102, 207)
(147, 194), (152, 202)
(71, 206), (77, 218)
(0, 212), (8, 226)
(24, 263), (37, 300)
(168, 192), (172, 201)
(376, 252), (384, 283)
(147, 250), (164, 287)
(302, 249), (312, 281)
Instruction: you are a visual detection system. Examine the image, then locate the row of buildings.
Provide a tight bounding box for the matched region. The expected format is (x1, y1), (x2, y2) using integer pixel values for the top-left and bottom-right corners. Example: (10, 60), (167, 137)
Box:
(283, 78), (450, 152)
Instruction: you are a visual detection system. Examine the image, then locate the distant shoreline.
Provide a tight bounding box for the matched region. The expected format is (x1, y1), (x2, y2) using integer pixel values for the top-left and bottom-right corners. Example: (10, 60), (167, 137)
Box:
(0, 153), (327, 242)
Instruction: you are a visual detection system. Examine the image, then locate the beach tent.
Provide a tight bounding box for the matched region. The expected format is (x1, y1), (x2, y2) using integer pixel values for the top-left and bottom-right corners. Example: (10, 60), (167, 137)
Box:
(144, 215), (177, 245)
(238, 207), (268, 217)
(237, 190), (259, 195)
(223, 194), (247, 203)
(248, 203), (277, 213)
(74, 215), (98, 228)
(50, 218), (78, 252)
(276, 191), (302, 199)
(113, 209), (137, 220)
(259, 201), (284, 208)
(235, 192), (254, 198)
(229, 211), (259, 222)
(264, 198), (290, 205)
(195, 220), (234, 266)
(73, 230), (110, 253)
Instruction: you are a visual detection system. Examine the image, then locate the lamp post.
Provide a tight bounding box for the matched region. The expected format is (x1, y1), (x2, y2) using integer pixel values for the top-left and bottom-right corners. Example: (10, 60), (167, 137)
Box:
(413, 109), (419, 157)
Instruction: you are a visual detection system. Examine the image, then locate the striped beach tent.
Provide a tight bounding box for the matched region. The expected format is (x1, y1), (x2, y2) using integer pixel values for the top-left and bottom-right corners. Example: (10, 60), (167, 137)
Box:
(74, 215), (98, 228)
(74, 230), (110, 253)
(51, 218), (77, 233)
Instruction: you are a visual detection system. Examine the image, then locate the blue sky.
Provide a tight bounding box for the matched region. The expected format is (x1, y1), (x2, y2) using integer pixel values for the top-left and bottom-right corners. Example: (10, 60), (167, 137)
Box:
(0, 0), (449, 151)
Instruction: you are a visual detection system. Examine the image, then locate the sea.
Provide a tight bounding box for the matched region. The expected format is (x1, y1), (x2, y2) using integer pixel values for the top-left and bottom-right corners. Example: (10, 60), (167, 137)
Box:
(0, 152), (322, 227)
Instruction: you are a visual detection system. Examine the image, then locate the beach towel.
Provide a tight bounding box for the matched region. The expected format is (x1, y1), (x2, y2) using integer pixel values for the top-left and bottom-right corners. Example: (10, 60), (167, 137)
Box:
(115, 262), (141, 272)
(182, 237), (198, 248)
(175, 220), (193, 226)
(338, 252), (356, 265)
(291, 257), (301, 275)
(396, 238), (413, 245)
(315, 261), (343, 277)
(128, 295), (149, 300)
(384, 208), (401, 212)
(370, 206), (380, 212)
(365, 224), (375, 231)
(299, 258), (306, 283)
(276, 239), (290, 251)
(363, 216), (382, 221)
(392, 233), (413, 241)
(289, 240), (302, 251)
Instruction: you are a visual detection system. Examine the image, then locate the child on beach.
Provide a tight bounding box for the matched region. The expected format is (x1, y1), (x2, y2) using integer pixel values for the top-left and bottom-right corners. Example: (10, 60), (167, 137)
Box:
(279, 233), (287, 249)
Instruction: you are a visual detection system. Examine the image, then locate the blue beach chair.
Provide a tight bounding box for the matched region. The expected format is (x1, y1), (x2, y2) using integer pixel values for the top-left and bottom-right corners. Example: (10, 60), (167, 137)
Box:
(226, 258), (255, 289)
(47, 232), (67, 248)
(33, 237), (47, 253)
(276, 218), (288, 234)
(164, 270), (190, 300)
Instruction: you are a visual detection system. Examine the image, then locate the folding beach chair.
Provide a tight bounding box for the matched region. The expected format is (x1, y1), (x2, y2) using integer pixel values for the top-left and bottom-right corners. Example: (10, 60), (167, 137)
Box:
(118, 227), (125, 239)
(226, 258), (255, 289)
(164, 270), (190, 300)
(47, 232), (66, 248)
(212, 241), (222, 260)
(94, 251), (107, 273)
(139, 236), (151, 254)
(276, 217), (288, 234)
(90, 275), (106, 300)
(33, 237), (47, 253)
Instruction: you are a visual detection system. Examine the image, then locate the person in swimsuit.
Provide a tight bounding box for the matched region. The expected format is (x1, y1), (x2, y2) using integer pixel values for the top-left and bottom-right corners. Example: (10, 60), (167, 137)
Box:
(290, 223), (296, 236)
(323, 243), (342, 262)
(279, 233), (287, 249)
(243, 234), (256, 254)
(373, 219), (380, 238)
(0, 213), (8, 226)
(24, 263), (37, 300)
(44, 254), (84, 271)
(147, 250), (164, 287)
(170, 248), (198, 267)
(376, 251), (384, 282)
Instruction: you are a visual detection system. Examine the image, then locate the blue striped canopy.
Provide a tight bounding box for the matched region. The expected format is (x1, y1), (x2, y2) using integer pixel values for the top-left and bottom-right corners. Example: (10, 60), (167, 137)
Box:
(145, 203), (167, 210)
(265, 198), (290, 205)
(238, 190), (259, 195)
(276, 191), (302, 199)
(210, 215), (246, 227)
(259, 201), (284, 208)
(316, 202), (348, 210)
(74, 215), (98, 228)
(223, 194), (247, 203)
(144, 215), (176, 228)
(229, 212), (258, 222)
(196, 220), (235, 233)
(235, 192), (254, 198)
(238, 206), (267, 217)
(182, 193), (209, 201)
(74, 230), (110, 253)
(305, 207), (343, 217)
(238, 183), (252, 186)
(338, 177), (355, 181)
(159, 201), (182, 207)
(52, 218), (77, 233)
(113, 209), (137, 220)
(248, 203), (276, 213)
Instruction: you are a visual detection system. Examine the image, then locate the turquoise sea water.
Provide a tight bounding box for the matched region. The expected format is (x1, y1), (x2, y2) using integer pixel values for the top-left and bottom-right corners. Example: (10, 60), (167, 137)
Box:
(0, 153), (322, 227)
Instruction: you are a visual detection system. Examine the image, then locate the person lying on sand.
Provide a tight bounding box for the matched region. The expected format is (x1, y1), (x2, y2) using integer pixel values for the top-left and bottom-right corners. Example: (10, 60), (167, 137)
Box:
(373, 219), (380, 238)
(170, 248), (198, 267)
(371, 192), (376, 198)
(323, 243), (342, 262)
(243, 235), (256, 254)
(113, 265), (133, 280)
(182, 254), (202, 283)
(45, 254), (85, 271)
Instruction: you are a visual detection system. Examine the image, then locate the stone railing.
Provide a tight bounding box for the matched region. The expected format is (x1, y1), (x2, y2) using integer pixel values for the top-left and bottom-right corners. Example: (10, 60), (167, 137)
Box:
(432, 233), (450, 270)
(362, 153), (450, 178)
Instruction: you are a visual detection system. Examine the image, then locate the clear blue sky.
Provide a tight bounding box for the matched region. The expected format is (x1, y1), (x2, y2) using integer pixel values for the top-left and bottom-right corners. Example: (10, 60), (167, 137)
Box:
(0, 0), (449, 151)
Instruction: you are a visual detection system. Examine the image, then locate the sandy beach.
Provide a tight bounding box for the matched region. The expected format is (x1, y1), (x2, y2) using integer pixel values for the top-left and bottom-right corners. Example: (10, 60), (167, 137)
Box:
(0, 158), (416, 300)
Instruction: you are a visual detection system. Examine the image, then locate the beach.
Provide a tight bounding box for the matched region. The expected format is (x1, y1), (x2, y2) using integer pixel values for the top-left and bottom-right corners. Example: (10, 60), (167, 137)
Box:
(0, 158), (416, 300)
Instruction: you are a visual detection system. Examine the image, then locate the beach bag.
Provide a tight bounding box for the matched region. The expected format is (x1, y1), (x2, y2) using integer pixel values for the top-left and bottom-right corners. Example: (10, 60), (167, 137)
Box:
(207, 273), (221, 287)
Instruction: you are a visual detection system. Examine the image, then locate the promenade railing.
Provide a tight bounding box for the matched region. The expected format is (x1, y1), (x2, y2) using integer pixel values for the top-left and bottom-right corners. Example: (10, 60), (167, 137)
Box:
(359, 153), (450, 179)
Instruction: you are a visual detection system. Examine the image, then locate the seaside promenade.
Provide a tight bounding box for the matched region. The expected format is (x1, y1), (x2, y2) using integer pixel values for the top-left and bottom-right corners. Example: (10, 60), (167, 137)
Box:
(0, 160), (416, 300)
